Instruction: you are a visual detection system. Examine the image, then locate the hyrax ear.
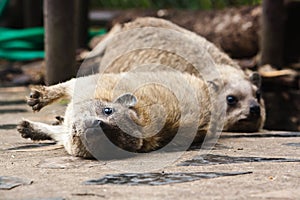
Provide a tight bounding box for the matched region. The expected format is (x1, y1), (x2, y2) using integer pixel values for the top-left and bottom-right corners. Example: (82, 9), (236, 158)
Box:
(114, 93), (137, 107)
(250, 72), (261, 88)
(207, 79), (222, 92)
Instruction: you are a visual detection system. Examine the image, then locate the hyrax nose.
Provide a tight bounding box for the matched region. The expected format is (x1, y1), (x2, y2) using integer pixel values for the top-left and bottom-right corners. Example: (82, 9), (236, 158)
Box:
(250, 104), (261, 115)
(84, 119), (102, 129)
(92, 119), (102, 127)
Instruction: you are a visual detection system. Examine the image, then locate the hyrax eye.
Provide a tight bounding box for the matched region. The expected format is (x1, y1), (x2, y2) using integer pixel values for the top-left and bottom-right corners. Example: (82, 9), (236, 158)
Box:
(103, 107), (114, 115)
(226, 95), (238, 105)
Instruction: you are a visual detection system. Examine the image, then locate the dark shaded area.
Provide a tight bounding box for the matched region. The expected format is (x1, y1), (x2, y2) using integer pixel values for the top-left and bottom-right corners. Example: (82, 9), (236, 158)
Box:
(0, 0), (43, 28)
(179, 154), (300, 166)
(260, 0), (285, 68)
(283, 143), (300, 147)
(284, 1), (300, 65)
(76, 0), (90, 48)
(72, 193), (105, 198)
(0, 124), (16, 129)
(0, 176), (32, 190)
(23, 0), (43, 28)
(6, 143), (55, 151)
(220, 131), (300, 138)
(0, 108), (27, 114)
(84, 171), (252, 186)
(262, 80), (299, 131)
(189, 143), (233, 150)
(0, 100), (26, 105)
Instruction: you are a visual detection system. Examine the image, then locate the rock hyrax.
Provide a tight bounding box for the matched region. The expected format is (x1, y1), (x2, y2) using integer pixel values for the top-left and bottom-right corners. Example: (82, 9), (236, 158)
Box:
(89, 17), (265, 132)
(18, 71), (223, 158)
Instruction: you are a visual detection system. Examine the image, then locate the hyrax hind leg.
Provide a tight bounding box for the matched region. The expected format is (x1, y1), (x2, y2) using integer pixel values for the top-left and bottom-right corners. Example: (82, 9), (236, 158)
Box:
(17, 120), (64, 142)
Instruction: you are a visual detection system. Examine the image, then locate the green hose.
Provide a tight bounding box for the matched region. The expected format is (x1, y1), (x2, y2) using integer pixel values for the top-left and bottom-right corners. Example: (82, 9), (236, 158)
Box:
(0, 27), (44, 61)
(0, 27), (44, 42)
(0, 49), (45, 60)
(0, 0), (9, 18)
(0, 28), (106, 61)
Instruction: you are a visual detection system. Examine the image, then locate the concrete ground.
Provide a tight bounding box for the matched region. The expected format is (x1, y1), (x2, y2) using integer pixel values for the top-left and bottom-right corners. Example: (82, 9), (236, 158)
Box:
(0, 86), (299, 200)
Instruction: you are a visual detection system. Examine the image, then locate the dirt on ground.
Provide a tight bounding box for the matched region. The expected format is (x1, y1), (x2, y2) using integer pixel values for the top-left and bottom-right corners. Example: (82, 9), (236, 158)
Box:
(0, 86), (300, 200)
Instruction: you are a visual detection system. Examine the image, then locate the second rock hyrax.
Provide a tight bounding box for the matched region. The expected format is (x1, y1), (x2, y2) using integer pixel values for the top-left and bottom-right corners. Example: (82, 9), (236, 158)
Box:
(89, 17), (265, 132)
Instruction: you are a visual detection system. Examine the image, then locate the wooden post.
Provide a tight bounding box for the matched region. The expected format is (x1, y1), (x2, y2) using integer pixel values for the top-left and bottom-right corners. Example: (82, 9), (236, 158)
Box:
(44, 0), (77, 85)
(76, 0), (90, 48)
(260, 0), (285, 69)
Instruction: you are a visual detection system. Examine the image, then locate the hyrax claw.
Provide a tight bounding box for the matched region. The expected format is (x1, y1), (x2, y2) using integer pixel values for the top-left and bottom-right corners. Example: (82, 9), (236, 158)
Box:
(29, 90), (41, 99)
(52, 116), (64, 125)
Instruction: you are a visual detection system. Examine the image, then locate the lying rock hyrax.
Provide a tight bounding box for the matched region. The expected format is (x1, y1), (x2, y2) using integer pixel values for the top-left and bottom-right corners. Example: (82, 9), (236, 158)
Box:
(18, 71), (222, 158)
(89, 17), (265, 132)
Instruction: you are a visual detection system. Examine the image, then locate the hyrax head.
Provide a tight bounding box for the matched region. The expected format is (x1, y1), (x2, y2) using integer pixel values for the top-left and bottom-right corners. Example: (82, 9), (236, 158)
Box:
(218, 65), (265, 132)
(79, 93), (143, 153)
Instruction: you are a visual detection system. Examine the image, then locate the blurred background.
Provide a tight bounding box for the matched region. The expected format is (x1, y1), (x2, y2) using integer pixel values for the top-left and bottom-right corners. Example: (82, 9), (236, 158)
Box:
(0, 0), (299, 131)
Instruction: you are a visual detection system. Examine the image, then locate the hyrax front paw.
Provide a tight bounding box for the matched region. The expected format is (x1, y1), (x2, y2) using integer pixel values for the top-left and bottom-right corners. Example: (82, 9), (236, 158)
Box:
(17, 120), (52, 141)
(26, 86), (49, 111)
